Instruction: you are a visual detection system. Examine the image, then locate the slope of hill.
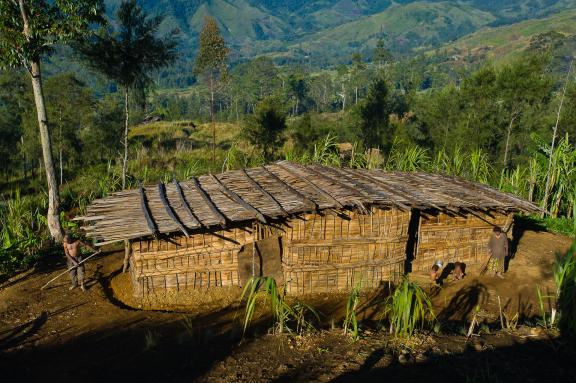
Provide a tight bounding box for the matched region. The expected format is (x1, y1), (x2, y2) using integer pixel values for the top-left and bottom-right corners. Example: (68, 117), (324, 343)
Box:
(270, 2), (496, 65)
(102, 0), (576, 64)
(430, 8), (576, 66)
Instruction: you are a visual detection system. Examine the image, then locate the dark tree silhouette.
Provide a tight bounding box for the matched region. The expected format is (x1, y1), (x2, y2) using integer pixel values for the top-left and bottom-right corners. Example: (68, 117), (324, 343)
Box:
(77, 0), (178, 188)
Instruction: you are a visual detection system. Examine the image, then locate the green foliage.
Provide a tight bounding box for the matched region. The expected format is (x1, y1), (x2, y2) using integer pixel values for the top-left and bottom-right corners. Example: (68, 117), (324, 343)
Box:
(0, 0), (103, 67)
(386, 141), (430, 172)
(0, 191), (50, 276)
(77, 0), (177, 91)
(194, 16), (229, 79)
(243, 96), (287, 161)
(554, 243), (576, 339)
(343, 281), (362, 340)
(240, 276), (319, 335)
(355, 77), (393, 151)
(385, 276), (435, 337)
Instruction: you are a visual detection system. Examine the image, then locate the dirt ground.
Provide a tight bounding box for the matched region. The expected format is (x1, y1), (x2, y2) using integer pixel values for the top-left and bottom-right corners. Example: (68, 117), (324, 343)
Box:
(0, 227), (575, 383)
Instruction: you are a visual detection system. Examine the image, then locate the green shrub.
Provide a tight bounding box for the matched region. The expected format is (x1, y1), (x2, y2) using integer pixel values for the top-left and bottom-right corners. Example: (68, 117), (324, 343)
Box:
(343, 281), (361, 340)
(240, 276), (320, 335)
(386, 276), (436, 337)
(554, 243), (576, 339)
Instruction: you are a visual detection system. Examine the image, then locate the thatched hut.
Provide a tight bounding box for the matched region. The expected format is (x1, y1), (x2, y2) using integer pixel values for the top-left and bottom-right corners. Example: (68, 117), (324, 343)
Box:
(78, 161), (539, 299)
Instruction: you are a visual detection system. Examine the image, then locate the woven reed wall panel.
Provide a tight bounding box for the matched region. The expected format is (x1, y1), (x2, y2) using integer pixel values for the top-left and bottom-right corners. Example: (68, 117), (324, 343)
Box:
(281, 207), (410, 294)
(130, 226), (260, 296)
(412, 211), (513, 271)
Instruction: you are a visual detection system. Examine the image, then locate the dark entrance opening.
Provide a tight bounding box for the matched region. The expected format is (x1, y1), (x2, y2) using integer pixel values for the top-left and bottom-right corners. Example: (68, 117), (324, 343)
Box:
(404, 209), (421, 273)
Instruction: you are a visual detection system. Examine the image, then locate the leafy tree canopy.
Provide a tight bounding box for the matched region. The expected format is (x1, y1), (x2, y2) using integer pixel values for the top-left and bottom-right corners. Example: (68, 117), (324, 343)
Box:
(76, 0), (178, 90)
(0, 0), (104, 67)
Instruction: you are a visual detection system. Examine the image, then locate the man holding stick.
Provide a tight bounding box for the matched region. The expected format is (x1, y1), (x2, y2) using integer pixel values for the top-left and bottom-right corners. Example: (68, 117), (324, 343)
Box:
(63, 232), (95, 291)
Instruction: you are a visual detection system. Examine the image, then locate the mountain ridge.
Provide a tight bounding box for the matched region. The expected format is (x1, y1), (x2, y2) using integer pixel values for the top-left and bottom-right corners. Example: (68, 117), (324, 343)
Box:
(103, 0), (576, 65)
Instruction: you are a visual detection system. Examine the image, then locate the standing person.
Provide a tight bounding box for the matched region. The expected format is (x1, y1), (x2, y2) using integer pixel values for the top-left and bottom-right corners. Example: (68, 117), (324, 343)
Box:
(63, 232), (94, 291)
(487, 226), (508, 278)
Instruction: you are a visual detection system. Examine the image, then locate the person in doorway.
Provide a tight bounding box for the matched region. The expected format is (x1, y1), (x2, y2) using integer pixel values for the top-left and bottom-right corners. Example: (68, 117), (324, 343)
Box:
(63, 232), (94, 291)
(487, 226), (508, 278)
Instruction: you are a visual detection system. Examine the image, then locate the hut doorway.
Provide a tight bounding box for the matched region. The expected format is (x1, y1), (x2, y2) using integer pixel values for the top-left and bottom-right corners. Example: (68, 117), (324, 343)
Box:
(237, 236), (284, 286)
(404, 209), (421, 273)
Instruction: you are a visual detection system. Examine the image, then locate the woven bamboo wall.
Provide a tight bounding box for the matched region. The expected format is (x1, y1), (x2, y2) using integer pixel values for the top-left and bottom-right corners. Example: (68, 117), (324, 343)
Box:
(412, 210), (513, 271)
(129, 225), (261, 296)
(280, 207), (411, 294)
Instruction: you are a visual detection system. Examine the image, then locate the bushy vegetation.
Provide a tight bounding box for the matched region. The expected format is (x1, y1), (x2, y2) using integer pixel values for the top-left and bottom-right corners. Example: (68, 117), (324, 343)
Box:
(385, 276), (436, 337)
(554, 243), (576, 340)
(240, 276), (320, 336)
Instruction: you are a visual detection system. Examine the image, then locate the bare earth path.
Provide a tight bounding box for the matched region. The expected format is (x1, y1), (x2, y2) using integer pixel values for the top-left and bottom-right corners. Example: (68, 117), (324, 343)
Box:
(0, 229), (574, 382)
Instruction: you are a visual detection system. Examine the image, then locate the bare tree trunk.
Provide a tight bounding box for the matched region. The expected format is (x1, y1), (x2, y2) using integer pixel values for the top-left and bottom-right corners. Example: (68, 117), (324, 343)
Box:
(31, 64), (63, 240)
(355, 86), (358, 105)
(542, 60), (573, 216)
(210, 74), (216, 164)
(19, 0), (63, 241)
(122, 88), (129, 189)
(503, 113), (517, 168)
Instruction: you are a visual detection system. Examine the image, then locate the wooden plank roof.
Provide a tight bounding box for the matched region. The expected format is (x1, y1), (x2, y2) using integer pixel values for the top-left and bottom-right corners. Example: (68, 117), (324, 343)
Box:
(77, 161), (542, 245)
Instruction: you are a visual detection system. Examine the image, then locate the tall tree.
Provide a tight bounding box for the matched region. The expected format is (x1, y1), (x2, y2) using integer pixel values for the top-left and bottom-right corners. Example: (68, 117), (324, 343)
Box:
(356, 78), (393, 152)
(243, 96), (287, 162)
(496, 56), (551, 167)
(194, 16), (229, 164)
(373, 38), (393, 69)
(0, 0), (104, 241)
(77, 0), (178, 188)
(542, 59), (574, 215)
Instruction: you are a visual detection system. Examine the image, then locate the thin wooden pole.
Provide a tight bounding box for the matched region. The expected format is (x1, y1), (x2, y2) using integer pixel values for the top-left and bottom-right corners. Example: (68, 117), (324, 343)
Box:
(41, 251), (102, 290)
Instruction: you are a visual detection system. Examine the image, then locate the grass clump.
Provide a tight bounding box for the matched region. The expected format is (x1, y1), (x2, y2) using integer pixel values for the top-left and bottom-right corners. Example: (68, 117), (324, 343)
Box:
(240, 276), (320, 336)
(385, 276), (436, 337)
(343, 281), (361, 340)
(554, 242), (576, 339)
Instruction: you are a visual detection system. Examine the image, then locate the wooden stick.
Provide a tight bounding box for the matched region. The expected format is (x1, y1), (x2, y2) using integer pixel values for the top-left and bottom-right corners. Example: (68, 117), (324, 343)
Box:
(210, 174), (267, 224)
(158, 182), (190, 237)
(40, 250), (102, 290)
(263, 165), (317, 210)
(173, 178), (201, 228)
(188, 176), (226, 226)
(276, 162), (344, 209)
(139, 182), (159, 237)
(242, 168), (288, 216)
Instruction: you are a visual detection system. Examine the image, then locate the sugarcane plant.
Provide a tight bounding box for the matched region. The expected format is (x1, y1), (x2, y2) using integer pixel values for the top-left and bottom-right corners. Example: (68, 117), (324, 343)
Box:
(553, 243), (576, 338)
(385, 276), (436, 337)
(343, 280), (362, 340)
(240, 276), (320, 335)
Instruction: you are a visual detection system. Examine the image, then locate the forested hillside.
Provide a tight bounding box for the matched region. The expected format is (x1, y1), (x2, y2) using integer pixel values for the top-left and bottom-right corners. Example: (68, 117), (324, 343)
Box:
(1, 0), (576, 277)
(102, 0), (575, 64)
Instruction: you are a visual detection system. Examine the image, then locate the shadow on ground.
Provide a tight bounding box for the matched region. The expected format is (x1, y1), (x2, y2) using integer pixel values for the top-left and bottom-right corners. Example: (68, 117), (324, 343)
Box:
(321, 337), (576, 383)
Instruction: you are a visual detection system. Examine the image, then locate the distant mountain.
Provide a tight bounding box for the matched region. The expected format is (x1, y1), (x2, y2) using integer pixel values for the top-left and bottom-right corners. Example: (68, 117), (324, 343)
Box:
(428, 8), (576, 71)
(103, 0), (576, 65)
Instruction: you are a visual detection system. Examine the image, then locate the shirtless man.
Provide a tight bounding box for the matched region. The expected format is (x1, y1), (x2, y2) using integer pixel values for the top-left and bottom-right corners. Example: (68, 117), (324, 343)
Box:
(63, 232), (93, 291)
